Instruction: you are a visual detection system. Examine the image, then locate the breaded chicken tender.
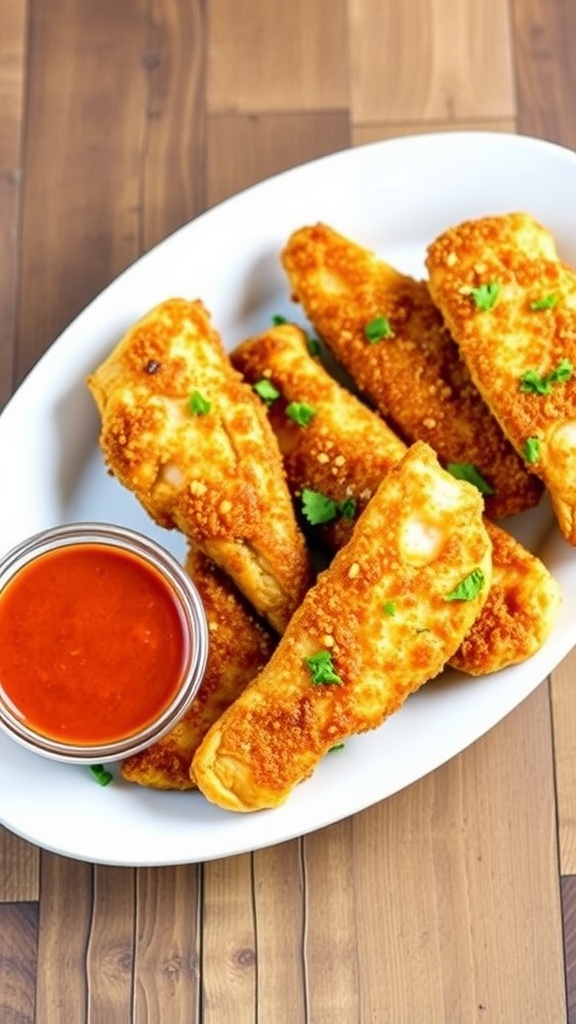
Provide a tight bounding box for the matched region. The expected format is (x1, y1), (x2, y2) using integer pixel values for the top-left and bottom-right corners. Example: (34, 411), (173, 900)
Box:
(87, 298), (312, 632)
(426, 212), (576, 544)
(449, 520), (561, 674)
(232, 322), (406, 550)
(191, 442), (492, 812)
(232, 323), (560, 674)
(281, 223), (542, 520)
(121, 547), (276, 790)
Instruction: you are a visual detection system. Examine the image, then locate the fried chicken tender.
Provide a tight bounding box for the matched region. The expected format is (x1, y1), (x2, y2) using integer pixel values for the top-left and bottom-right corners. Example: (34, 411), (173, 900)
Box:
(232, 323), (560, 675)
(121, 547), (276, 790)
(281, 223), (542, 520)
(87, 298), (312, 632)
(232, 322), (406, 550)
(426, 212), (576, 545)
(191, 442), (492, 811)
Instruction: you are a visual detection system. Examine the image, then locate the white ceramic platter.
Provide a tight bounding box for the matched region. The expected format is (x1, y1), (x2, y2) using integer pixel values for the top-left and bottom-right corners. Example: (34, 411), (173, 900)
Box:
(1, 131), (575, 865)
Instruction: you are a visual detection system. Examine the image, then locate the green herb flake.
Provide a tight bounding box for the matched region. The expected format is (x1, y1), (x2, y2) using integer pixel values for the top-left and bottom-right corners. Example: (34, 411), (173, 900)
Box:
(304, 649), (343, 686)
(339, 497), (357, 521)
(364, 315), (394, 343)
(520, 358), (573, 395)
(307, 336), (322, 357)
(444, 568), (486, 602)
(189, 390), (211, 415)
(530, 294), (558, 311)
(253, 378), (281, 404)
(301, 488), (339, 525)
(446, 462), (494, 496)
(471, 282), (501, 311)
(383, 600), (396, 616)
(272, 313), (287, 325)
(523, 437), (541, 464)
(286, 401), (316, 427)
(328, 743), (345, 752)
(90, 764), (113, 787)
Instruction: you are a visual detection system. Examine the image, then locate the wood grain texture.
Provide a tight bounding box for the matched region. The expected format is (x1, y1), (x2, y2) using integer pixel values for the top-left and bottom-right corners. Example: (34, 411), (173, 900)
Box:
(0, 902), (38, 1024)
(1, 0), (576, 1020)
(512, 0), (576, 148)
(0, 828), (39, 902)
(206, 0), (349, 113)
(349, 0), (515, 126)
(134, 866), (201, 1024)
(0, 0), (27, 407)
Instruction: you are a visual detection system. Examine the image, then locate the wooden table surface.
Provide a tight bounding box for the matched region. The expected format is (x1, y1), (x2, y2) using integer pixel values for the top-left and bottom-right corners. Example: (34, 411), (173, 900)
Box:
(2, 1), (576, 1020)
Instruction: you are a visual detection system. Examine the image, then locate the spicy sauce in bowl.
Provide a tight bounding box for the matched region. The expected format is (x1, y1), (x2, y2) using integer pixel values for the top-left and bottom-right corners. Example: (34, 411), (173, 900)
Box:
(0, 524), (208, 762)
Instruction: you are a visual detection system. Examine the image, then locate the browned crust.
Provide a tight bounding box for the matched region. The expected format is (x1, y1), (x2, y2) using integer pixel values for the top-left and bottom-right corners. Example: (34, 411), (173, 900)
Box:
(281, 222), (542, 520)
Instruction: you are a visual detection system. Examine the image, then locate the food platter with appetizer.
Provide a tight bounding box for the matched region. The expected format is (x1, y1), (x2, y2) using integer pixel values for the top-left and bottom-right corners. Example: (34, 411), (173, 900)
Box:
(0, 131), (575, 865)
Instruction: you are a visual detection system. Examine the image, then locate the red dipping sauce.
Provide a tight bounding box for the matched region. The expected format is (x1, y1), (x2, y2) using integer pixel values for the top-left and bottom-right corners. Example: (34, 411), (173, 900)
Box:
(0, 525), (208, 760)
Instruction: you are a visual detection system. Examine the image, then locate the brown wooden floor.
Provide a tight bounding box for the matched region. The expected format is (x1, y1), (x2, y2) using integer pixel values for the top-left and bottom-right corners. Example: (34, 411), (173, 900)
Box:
(1, 0), (576, 1020)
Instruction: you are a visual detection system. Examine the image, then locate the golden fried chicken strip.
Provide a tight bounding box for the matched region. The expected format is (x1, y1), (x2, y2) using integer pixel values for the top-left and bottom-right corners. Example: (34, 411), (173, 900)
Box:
(232, 322), (406, 550)
(450, 519), (561, 675)
(232, 323), (560, 675)
(121, 547), (276, 790)
(426, 212), (576, 545)
(192, 442), (492, 811)
(281, 223), (542, 520)
(87, 298), (312, 633)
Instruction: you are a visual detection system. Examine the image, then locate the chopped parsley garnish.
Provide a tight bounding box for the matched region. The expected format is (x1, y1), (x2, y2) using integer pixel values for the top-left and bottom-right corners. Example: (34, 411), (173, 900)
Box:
(304, 650), (343, 686)
(189, 390), (211, 415)
(444, 568), (486, 602)
(301, 489), (357, 526)
(523, 437), (541, 464)
(364, 315), (394, 342)
(253, 378), (280, 404)
(383, 600), (396, 616)
(530, 294), (558, 311)
(90, 764), (113, 787)
(272, 313), (287, 325)
(520, 358), (573, 395)
(301, 489), (339, 524)
(328, 743), (345, 752)
(471, 282), (501, 311)
(446, 462), (494, 496)
(339, 497), (357, 521)
(286, 401), (316, 427)
(307, 336), (322, 357)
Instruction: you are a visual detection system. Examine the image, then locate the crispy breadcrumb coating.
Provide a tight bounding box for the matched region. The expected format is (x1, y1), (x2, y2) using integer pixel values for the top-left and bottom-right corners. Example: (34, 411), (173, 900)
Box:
(426, 212), (576, 545)
(281, 222), (542, 520)
(87, 298), (312, 632)
(192, 442), (492, 811)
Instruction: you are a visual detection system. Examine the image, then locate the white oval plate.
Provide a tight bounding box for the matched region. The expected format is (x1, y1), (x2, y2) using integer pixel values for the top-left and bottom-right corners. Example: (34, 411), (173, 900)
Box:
(1, 131), (576, 866)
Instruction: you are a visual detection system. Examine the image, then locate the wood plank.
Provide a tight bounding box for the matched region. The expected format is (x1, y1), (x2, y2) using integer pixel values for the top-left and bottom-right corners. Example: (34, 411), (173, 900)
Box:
(0, 902), (38, 1024)
(252, 840), (306, 1023)
(35, 853), (93, 1023)
(133, 866), (201, 1024)
(201, 854), (256, 1023)
(349, 0), (515, 125)
(0, 828), (39, 902)
(140, 0), (207, 251)
(205, 112), (350, 208)
(206, 0), (349, 113)
(303, 819), (362, 1021)
(0, 0), (27, 407)
(85, 867), (136, 1024)
(353, 117), (517, 145)
(17, 0), (148, 382)
(562, 876), (576, 1024)
(512, 0), (576, 148)
(550, 647), (576, 873)
(301, 685), (565, 1021)
(0, 0), (27, 167)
